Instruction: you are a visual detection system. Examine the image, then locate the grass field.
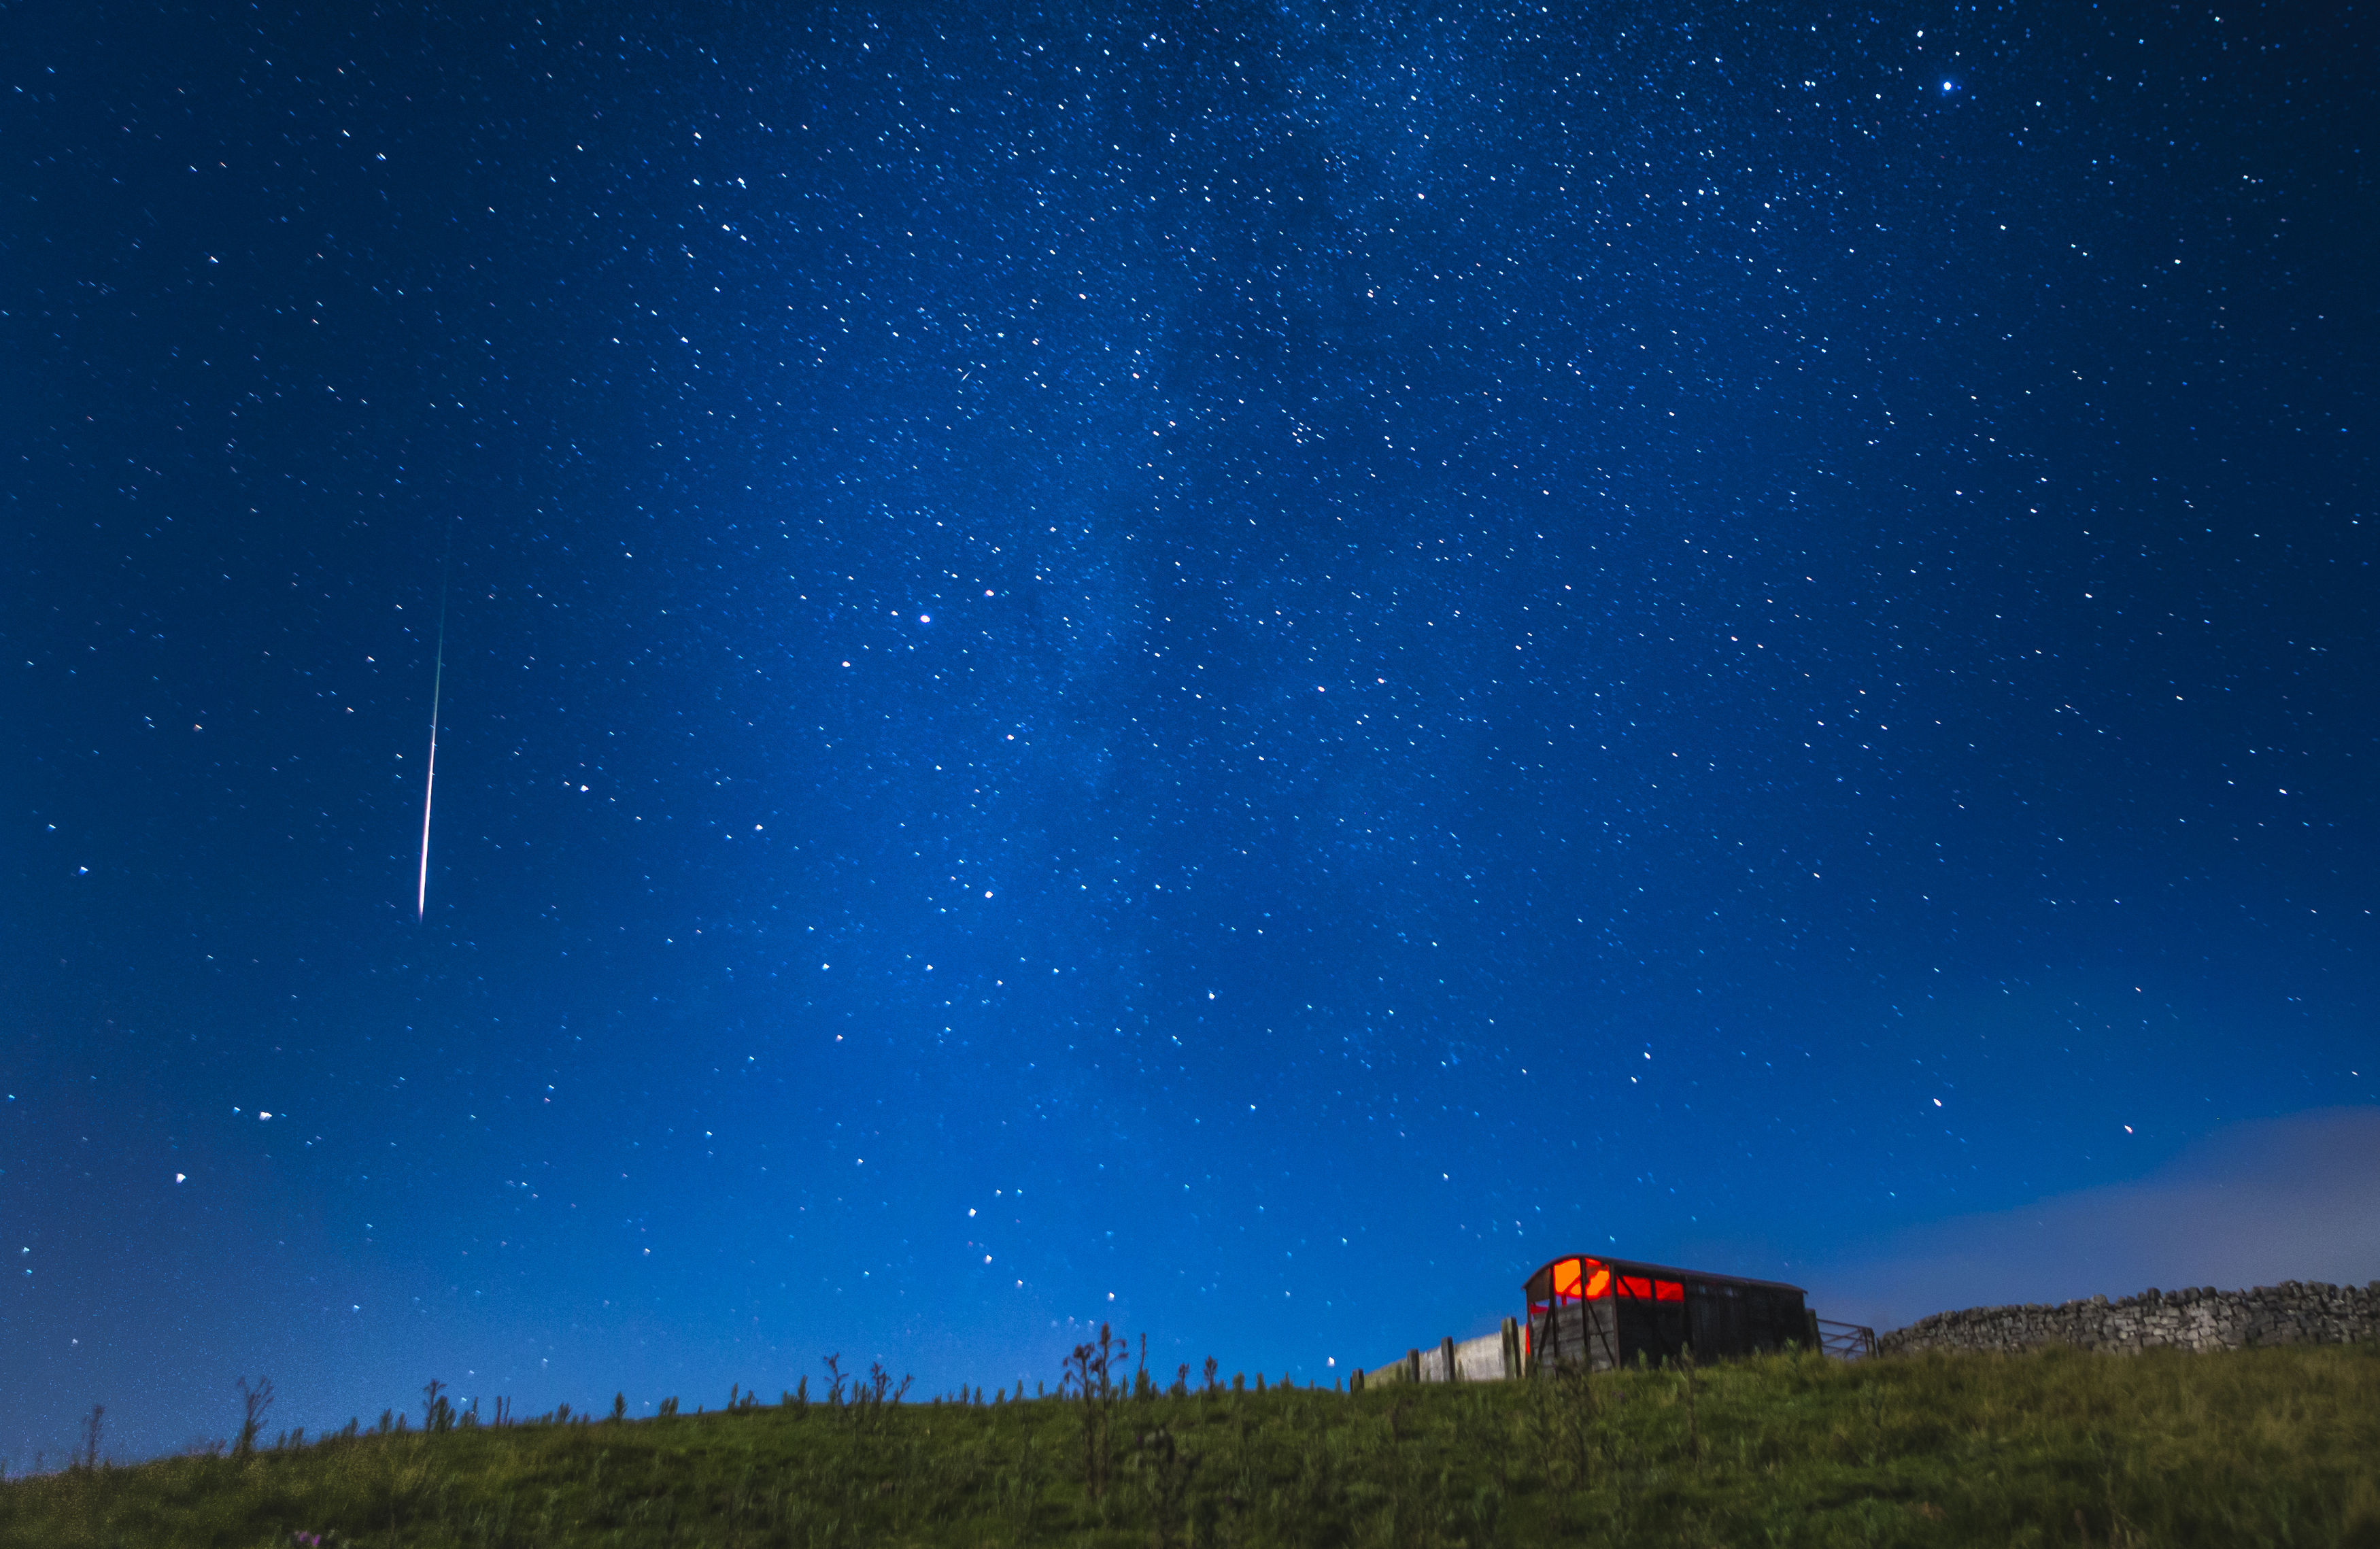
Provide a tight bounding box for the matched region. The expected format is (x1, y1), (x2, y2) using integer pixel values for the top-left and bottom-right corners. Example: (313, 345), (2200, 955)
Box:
(7, 1341), (2379, 1547)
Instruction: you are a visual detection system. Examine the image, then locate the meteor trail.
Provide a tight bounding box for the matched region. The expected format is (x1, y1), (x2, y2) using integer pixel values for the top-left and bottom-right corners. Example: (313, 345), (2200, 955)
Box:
(417, 527), (452, 919)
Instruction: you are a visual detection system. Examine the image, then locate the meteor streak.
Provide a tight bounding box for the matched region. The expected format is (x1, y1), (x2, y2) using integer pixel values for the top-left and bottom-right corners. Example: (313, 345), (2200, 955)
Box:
(417, 528), (452, 919)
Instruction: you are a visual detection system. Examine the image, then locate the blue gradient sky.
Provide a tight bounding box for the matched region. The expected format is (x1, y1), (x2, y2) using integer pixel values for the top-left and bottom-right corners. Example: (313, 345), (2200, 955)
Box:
(5, 0), (2373, 1464)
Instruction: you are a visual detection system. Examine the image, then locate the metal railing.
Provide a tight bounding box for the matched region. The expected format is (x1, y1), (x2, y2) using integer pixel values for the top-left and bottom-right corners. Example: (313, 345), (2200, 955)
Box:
(1817, 1318), (1877, 1359)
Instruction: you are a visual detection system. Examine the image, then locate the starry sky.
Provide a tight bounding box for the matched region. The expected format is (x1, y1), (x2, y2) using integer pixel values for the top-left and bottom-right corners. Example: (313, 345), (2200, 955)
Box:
(6, 0), (2373, 1464)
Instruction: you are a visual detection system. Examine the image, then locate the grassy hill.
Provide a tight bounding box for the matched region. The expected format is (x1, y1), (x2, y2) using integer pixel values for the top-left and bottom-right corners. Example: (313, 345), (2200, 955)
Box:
(7, 1342), (2378, 1547)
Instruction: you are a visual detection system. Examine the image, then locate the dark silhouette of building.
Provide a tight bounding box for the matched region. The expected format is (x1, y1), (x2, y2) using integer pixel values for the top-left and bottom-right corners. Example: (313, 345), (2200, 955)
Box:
(1524, 1253), (1812, 1371)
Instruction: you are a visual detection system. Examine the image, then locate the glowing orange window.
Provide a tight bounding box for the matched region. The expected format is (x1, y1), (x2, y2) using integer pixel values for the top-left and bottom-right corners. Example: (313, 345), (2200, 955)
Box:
(1654, 1280), (1684, 1303)
(1618, 1275), (1654, 1299)
(1552, 1257), (1611, 1302)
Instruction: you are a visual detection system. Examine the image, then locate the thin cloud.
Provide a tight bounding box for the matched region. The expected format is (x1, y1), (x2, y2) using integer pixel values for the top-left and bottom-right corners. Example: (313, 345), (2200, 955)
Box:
(1805, 1107), (2380, 1334)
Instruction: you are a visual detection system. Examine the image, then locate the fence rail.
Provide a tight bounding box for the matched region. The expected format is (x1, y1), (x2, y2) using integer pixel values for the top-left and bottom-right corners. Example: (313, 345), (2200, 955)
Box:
(1817, 1318), (1877, 1359)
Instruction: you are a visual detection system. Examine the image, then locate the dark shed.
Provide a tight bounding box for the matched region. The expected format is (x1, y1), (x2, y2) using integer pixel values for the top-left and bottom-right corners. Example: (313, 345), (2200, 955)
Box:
(1523, 1254), (1811, 1372)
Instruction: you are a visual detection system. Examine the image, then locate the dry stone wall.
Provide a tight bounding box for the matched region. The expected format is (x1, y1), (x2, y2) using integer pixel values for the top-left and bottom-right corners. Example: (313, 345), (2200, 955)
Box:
(1878, 1280), (2380, 1357)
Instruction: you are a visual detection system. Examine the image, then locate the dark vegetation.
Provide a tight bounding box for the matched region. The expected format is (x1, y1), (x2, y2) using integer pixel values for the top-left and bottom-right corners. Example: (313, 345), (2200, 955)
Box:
(7, 1333), (2379, 1547)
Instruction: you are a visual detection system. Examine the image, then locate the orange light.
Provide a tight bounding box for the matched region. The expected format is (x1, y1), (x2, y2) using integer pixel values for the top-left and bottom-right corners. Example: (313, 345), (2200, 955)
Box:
(1618, 1275), (1654, 1299)
(1546, 1256), (1617, 1302)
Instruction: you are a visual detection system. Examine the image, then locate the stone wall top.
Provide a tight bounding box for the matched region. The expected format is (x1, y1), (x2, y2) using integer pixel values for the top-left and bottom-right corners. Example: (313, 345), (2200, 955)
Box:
(1877, 1279), (2380, 1359)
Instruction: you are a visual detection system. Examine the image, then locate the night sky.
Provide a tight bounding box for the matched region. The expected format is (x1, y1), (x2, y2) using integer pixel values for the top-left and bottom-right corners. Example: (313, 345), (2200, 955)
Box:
(7, 1), (2374, 1465)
